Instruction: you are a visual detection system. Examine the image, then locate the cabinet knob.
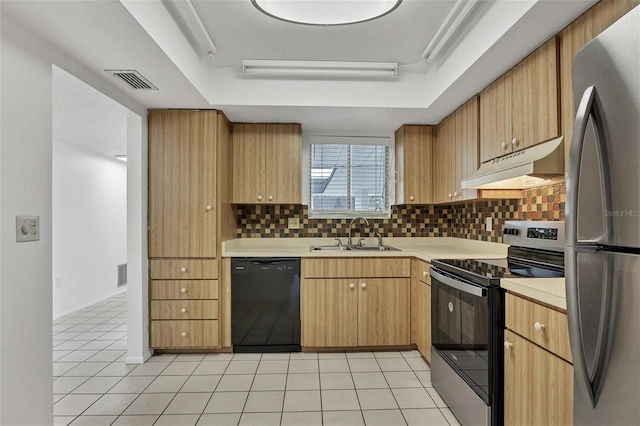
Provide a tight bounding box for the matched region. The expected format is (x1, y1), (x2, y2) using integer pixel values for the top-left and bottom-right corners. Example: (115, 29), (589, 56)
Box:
(423, 271), (429, 277)
(180, 267), (187, 273)
(268, 195), (273, 201)
(454, 191), (458, 197)
(181, 307), (187, 313)
(504, 341), (513, 349)
(181, 287), (187, 293)
(512, 138), (519, 147)
(534, 322), (545, 331)
(206, 205), (212, 211)
(409, 195), (415, 201)
(361, 282), (367, 289)
(448, 193), (453, 198)
(349, 283), (355, 289)
(181, 332), (187, 337)
(257, 195), (263, 201)
(501, 141), (507, 149)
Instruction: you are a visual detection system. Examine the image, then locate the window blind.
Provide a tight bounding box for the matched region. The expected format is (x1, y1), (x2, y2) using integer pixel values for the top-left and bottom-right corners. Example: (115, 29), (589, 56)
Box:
(309, 142), (389, 214)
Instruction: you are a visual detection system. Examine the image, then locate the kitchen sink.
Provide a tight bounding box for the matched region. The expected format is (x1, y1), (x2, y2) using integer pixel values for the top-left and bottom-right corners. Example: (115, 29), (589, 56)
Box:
(309, 245), (400, 252)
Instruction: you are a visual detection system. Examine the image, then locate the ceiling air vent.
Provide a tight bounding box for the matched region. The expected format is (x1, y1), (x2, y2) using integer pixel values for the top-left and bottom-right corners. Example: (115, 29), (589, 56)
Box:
(106, 70), (158, 91)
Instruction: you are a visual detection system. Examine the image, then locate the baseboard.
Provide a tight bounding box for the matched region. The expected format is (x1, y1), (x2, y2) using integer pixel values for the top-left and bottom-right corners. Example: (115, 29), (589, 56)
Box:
(126, 349), (153, 365)
(53, 287), (127, 320)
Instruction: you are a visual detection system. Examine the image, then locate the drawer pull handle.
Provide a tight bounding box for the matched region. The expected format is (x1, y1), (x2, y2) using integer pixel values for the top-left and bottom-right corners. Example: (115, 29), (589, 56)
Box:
(181, 332), (187, 337)
(504, 341), (513, 349)
(181, 308), (187, 313)
(534, 322), (545, 331)
(180, 267), (187, 273)
(181, 288), (187, 293)
(349, 283), (355, 289)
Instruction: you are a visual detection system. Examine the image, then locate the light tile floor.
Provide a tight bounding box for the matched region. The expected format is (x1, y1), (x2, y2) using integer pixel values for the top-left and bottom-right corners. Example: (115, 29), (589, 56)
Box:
(53, 293), (460, 426)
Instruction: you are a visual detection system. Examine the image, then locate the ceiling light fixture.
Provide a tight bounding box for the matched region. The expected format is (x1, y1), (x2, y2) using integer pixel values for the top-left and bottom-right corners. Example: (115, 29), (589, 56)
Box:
(165, 0), (217, 60)
(251, 0), (402, 26)
(422, 0), (478, 66)
(242, 60), (398, 78)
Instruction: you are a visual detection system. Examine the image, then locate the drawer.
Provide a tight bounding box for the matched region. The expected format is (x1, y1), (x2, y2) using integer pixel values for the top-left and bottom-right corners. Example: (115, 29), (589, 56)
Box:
(150, 320), (219, 348)
(151, 300), (219, 320)
(506, 293), (572, 362)
(150, 259), (219, 279)
(411, 258), (432, 285)
(303, 258), (410, 278)
(150, 280), (219, 300)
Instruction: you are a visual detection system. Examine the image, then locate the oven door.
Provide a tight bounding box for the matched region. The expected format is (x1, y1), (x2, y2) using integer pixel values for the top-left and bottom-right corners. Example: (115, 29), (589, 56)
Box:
(430, 266), (490, 404)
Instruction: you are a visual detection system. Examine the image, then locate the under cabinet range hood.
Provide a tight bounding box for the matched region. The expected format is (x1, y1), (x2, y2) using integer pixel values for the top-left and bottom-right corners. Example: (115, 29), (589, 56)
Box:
(462, 136), (565, 189)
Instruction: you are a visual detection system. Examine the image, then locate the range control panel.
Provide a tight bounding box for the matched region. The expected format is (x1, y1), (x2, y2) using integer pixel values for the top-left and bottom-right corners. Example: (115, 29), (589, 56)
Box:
(503, 221), (565, 251)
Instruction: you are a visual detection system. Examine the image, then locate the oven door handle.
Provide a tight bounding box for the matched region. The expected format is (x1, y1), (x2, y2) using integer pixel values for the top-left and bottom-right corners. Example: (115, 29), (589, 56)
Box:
(430, 268), (486, 297)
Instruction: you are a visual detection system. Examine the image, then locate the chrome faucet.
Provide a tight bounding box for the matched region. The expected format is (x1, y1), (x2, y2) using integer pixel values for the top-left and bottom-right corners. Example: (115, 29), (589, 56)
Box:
(348, 217), (369, 246)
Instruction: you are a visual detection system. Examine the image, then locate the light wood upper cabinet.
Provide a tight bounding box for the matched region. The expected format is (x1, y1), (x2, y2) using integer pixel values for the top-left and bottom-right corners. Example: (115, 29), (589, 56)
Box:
(560, 0), (640, 166)
(480, 39), (559, 163)
(148, 110), (218, 258)
(480, 72), (512, 162)
(511, 39), (559, 152)
(232, 123), (302, 204)
(504, 330), (573, 426)
(394, 125), (434, 205)
(434, 96), (479, 203)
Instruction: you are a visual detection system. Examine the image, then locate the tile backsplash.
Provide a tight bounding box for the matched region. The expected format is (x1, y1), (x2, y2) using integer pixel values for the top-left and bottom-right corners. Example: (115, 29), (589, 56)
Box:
(235, 183), (565, 243)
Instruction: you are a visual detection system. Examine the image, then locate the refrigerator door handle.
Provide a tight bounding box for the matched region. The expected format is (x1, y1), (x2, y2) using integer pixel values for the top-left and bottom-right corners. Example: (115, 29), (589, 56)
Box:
(566, 247), (617, 408)
(566, 85), (613, 247)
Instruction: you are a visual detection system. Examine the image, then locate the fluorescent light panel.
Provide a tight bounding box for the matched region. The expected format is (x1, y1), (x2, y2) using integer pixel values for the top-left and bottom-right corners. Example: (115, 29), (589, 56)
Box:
(242, 60), (398, 78)
(422, 0), (478, 64)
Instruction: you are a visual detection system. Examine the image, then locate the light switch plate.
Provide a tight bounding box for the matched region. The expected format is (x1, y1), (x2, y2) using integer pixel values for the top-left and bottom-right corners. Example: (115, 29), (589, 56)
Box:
(16, 216), (40, 242)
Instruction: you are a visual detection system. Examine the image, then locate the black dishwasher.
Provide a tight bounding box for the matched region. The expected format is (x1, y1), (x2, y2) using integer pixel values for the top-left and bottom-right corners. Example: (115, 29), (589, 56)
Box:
(231, 258), (301, 352)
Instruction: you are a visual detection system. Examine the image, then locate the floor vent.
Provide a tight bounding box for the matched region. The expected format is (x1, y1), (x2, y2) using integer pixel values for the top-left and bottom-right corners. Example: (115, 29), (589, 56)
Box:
(106, 70), (158, 91)
(117, 263), (127, 287)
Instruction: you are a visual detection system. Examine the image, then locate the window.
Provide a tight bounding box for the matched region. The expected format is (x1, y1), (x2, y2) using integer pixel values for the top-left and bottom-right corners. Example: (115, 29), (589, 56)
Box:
(306, 136), (392, 218)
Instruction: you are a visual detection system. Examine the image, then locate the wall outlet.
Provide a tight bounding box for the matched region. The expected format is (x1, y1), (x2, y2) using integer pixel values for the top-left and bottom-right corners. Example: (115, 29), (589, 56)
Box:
(16, 216), (40, 242)
(55, 276), (63, 289)
(485, 216), (493, 232)
(287, 217), (300, 229)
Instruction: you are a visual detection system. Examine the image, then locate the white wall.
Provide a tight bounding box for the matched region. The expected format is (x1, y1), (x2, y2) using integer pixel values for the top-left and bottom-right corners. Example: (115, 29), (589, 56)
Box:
(52, 141), (127, 318)
(1, 11), (149, 423)
(1, 13), (54, 426)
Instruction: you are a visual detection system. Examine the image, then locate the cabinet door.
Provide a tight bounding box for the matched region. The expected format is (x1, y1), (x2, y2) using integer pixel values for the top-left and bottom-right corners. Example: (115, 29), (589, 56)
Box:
(504, 330), (573, 426)
(302, 279), (358, 347)
(479, 72), (512, 162)
(265, 124), (302, 204)
(358, 278), (410, 346)
(148, 110), (217, 258)
(434, 115), (455, 204)
(395, 125), (434, 204)
(511, 39), (559, 151)
(455, 96), (479, 201)
(232, 123), (266, 203)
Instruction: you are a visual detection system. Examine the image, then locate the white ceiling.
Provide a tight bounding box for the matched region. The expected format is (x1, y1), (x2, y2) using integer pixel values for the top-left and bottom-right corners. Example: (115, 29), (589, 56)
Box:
(4, 0), (599, 135)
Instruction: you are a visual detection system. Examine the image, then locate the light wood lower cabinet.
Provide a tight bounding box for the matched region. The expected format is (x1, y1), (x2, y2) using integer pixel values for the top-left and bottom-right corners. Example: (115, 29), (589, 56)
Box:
(411, 259), (432, 362)
(504, 330), (573, 426)
(151, 320), (220, 348)
(150, 300), (219, 320)
(301, 259), (410, 348)
(504, 293), (573, 425)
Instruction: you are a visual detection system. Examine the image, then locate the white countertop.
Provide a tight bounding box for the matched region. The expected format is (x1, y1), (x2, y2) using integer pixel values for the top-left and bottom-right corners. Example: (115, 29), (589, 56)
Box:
(222, 237), (508, 261)
(501, 278), (567, 310)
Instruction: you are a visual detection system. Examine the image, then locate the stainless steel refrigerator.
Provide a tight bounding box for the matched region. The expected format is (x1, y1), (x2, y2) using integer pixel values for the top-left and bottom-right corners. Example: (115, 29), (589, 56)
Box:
(566, 5), (640, 425)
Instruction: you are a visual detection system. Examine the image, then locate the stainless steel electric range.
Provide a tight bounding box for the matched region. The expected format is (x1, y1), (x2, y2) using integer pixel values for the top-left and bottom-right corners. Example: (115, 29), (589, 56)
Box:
(429, 221), (565, 426)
